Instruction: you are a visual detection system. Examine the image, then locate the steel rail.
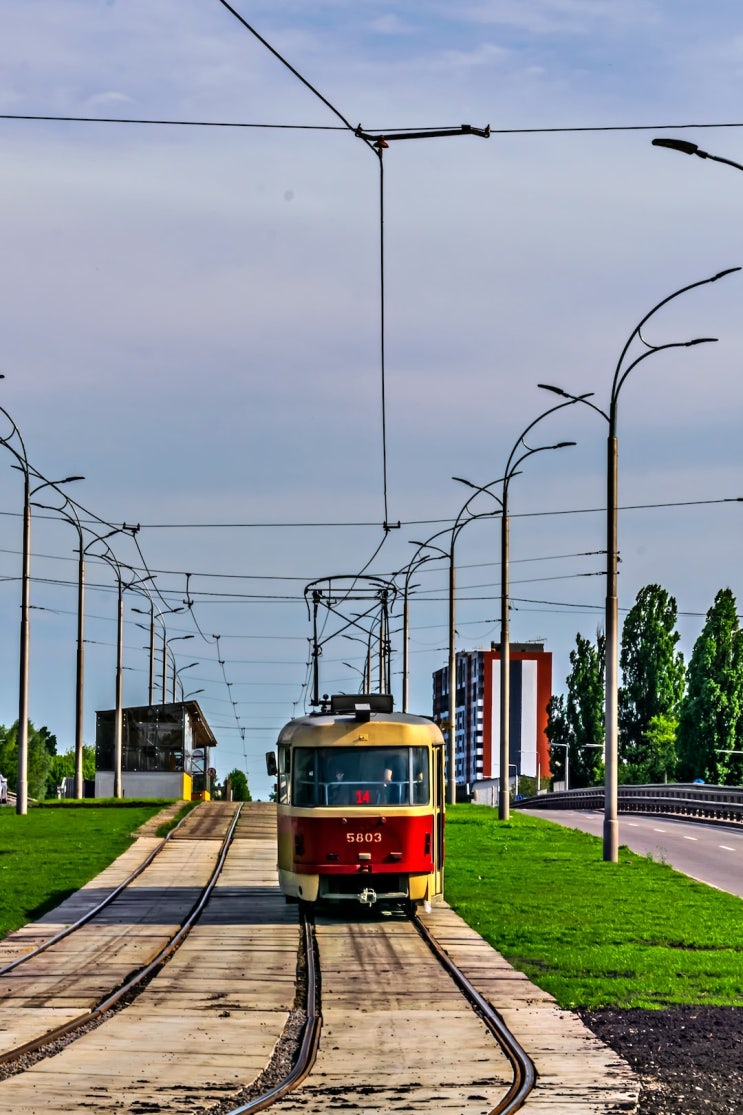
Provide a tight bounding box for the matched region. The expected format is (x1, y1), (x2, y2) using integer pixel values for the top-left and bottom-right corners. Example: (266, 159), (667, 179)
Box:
(223, 907), (322, 1114)
(0, 803), (198, 976)
(413, 913), (537, 1114)
(0, 803), (243, 1068)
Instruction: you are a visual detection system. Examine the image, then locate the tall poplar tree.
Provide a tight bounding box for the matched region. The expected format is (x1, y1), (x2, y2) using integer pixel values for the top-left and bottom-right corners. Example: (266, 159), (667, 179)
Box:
(618, 584), (685, 782)
(546, 631), (605, 788)
(676, 588), (743, 784)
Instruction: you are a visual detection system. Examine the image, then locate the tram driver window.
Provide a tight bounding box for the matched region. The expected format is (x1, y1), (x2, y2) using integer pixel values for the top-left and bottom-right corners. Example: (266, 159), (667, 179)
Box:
(293, 749), (318, 806)
(278, 747), (290, 804)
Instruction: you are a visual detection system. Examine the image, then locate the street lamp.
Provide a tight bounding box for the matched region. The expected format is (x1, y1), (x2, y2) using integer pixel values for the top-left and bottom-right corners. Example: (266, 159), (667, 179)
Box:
(132, 602), (186, 704)
(342, 661), (367, 690)
(342, 624), (383, 692)
(163, 633), (195, 702)
(394, 552), (439, 713)
(96, 545), (151, 798)
(173, 661), (199, 702)
(539, 265), (739, 861)
(652, 137), (743, 174)
(0, 394), (85, 816)
(549, 742), (570, 790)
(455, 406), (577, 822)
(32, 499), (133, 798)
(412, 489), (502, 805)
(15, 471), (84, 813)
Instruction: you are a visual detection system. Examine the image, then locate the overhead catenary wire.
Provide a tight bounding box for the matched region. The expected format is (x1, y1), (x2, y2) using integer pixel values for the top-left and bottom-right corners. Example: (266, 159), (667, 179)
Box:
(5, 113), (743, 136)
(4, 492), (735, 534)
(214, 0), (396, 550)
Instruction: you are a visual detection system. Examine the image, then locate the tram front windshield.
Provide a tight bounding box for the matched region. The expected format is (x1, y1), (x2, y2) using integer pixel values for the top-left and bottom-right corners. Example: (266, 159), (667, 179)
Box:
(293, 746), (429, 807)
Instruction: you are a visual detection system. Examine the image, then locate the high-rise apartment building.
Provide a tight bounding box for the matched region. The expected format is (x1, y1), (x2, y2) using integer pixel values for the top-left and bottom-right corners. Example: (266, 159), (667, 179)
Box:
(432, 643), (552, 796)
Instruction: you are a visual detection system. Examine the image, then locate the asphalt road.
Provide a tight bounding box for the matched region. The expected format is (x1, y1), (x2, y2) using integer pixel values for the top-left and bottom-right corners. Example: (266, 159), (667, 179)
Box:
(522, 809), (743, 898)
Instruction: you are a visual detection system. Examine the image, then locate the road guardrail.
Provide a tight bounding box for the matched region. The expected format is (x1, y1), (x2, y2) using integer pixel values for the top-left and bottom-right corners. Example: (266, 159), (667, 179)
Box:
(515, 783), (743, 824)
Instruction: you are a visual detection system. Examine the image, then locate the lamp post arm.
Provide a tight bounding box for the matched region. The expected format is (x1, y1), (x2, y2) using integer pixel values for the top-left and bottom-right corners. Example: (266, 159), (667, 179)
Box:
(395, 552), (437, 713)
(611, 338), (718, 424)
(505, 443), (575, 500)
(409, 535), (450, 562)
(702, 152), (743, 172)
(652, 138), (743, 174)
(538, 384), (609, 423)
(502, 395), (588, 480)
(610, 269), (739, 402)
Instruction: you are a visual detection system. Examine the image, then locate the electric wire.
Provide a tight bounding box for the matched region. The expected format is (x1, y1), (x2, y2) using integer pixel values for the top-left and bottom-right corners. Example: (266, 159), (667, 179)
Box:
(214, 0), (392, 558)
(7, 492), (730, 530)
(214, 0), (359, 136)
(4, 113), (743, 137)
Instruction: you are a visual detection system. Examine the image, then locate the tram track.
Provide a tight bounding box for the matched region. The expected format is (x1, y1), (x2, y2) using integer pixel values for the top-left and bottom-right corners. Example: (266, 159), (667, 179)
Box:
(0, 801), (243, 1076)
(413, 912), (537, 1114)
(0, 802), (635, 1113)
(219, 906), (536, 1115)
(0, 802), (195, 977)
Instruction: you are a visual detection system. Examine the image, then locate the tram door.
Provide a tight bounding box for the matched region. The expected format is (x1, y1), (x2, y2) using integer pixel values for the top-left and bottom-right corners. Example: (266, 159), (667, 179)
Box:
(432, 741), (445, 897)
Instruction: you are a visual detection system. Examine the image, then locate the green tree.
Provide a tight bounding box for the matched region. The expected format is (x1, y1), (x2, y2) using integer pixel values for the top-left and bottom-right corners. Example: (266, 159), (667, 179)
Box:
(0, 724), (12, 782)
(676, 588), (743, 784)
(38, 725), (58, 757)
(546, 631), (605, 788)
(618, 584), (685, 782)
(639, 714), (679, 784)
(0, 721), (56, 800)
(225, 768), (252, 801)
(45, 746), (96, 799)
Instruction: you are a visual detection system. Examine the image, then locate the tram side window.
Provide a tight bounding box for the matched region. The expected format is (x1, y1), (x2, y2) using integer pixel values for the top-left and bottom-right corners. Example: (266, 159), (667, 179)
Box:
(412, 747), (430, 803)
(293, 749), (318, 806)
(278, 746), (290, 804)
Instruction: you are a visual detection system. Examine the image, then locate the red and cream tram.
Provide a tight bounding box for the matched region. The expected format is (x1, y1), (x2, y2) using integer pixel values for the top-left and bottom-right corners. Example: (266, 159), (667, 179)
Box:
(270, 693), (445, 910)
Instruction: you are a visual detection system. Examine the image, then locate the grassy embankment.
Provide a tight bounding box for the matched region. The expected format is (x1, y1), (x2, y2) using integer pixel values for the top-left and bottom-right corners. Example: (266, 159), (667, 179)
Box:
(1, 801), (742, 1010)
(0, 799), (189, 939)
(445, 804), (743, 1009)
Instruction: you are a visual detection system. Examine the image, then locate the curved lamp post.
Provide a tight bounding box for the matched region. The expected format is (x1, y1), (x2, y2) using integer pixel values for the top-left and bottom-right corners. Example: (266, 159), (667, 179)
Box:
(652, 137), (743, 174)
(539, 266), (739, 861)
(0, 406), (84, 815)
(342, 660), (367, 691)
(411, 490), (503, 805)
(32, 499), (132, 798)
(392, 551), (440, 713)
(549, 741), (569, 790)
(455, 402), (579, 821)
(174, 661), (199, 702)
(341, 630), (376, 692)
(96, 546), (151, 798)
(166, 635), (196, 700)
(15, 471), (84, 812)
(132, 602), (186, 704)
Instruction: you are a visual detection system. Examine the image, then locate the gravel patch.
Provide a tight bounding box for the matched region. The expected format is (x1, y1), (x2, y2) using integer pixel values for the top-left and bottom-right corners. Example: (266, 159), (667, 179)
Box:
(581, 1006), (743, 1115)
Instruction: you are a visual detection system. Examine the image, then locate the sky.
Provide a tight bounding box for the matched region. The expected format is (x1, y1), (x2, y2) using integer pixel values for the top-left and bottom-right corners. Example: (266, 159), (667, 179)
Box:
(1, 1), (742, 800)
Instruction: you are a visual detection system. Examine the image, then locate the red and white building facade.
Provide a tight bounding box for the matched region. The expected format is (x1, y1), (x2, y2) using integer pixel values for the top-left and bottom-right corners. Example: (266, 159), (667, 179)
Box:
(432, 642), (552, 798)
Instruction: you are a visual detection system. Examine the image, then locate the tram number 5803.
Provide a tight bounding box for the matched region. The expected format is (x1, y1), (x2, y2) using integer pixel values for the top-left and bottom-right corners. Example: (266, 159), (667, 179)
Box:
(346, 832), (382, 843)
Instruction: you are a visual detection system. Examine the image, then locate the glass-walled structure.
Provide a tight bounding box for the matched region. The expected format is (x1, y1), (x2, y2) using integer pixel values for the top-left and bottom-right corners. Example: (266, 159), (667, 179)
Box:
(95, 700), (216, 800)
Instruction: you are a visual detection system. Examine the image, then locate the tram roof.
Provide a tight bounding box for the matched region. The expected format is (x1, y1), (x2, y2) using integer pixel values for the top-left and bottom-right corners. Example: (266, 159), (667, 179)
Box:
(277, 696), (444, 745)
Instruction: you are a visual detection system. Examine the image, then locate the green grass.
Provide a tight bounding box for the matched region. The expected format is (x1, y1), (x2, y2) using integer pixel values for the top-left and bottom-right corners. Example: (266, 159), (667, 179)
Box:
(3, 800), (742, 1012)
(153, 800), (198, 837)
(0, 800), (171, 938)
(444, 805), (743, 1010)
